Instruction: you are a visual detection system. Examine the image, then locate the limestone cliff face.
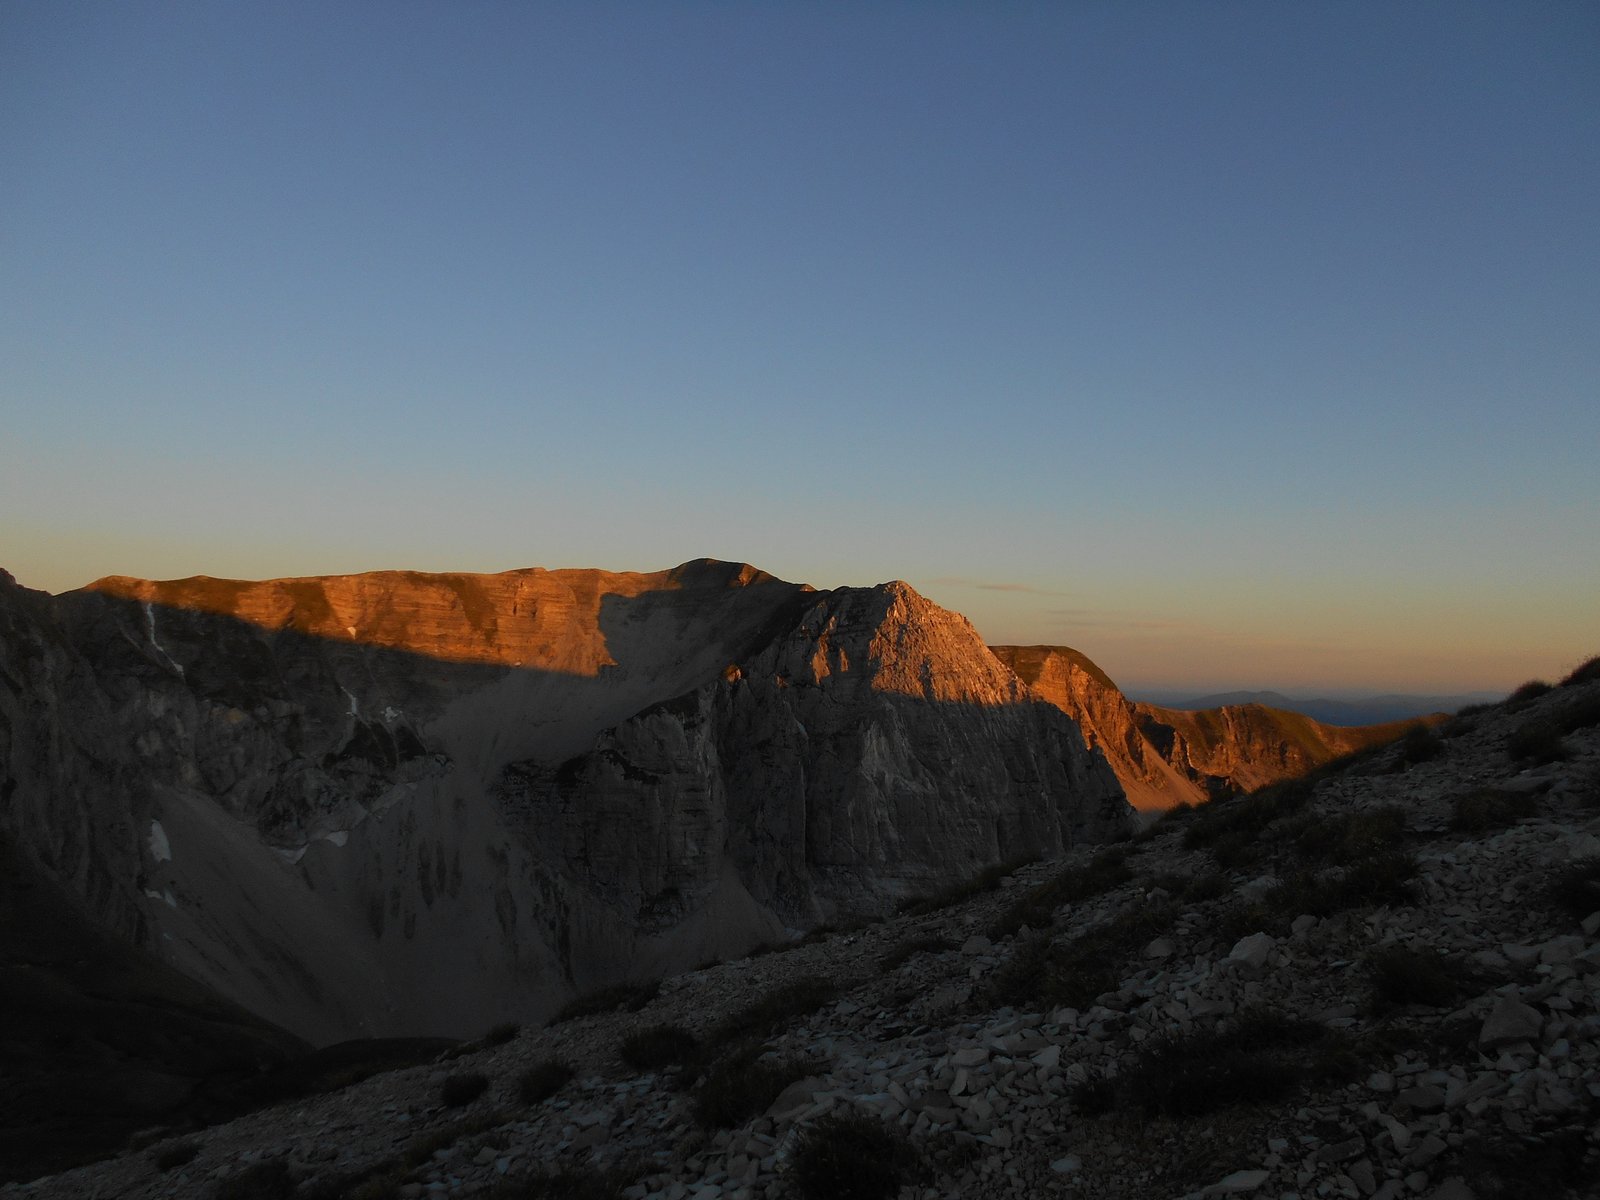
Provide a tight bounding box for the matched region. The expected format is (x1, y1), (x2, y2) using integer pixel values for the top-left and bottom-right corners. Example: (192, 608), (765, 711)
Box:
(992, 645), (1419, 811)
(0, 565), (1130, 1044)
(501, 585), (1129, 932)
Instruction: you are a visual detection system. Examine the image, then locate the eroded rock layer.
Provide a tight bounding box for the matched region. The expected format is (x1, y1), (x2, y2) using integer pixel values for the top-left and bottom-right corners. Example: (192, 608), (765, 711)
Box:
(0, 563), (1129, 1044)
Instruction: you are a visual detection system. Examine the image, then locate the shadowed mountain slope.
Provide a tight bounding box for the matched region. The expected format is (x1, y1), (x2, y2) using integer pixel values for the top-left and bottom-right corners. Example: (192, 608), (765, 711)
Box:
(0, 563), (1130, 1047)
(0, 831), (311, 1185)
(992, 645), (1424, 810)
(17, 658), (1600, 1200)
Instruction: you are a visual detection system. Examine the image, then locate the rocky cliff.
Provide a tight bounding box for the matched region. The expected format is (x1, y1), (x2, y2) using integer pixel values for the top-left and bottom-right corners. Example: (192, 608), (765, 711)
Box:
(992, 645), (1423, 810)
(0, 563), (1129, 1046)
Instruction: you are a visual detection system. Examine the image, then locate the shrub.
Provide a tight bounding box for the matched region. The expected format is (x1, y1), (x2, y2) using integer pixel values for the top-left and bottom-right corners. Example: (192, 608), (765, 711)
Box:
(1560, 655), (1600, 688)
(988, 932), (1065, 1008)
(790, 1112), (924, 1200)
(1445, 1128), (1595, 1200)
(988, 846), (1133, 939)
(1134, 802), (1195, 841)
(493, 1163), (638, 1200)
(714, 979), (836, 1043)
(879, 934), (953, 972)
(334, 1112), (509, 1200)
(1345, 850), (1419, 902)
(1146, 870), (1230, 903)
(1553, 692), (1600, 734)
(1098, 1010), (1364, 1119)
(215, 1161), (295, 1200)
(1179, 871), (1232, 902)
(1291, 806), (1408, 867)
(439, 1072), (489, 1108)
(1267, 851), (1417, 920)
(1208, 830), (1261, 871)
(482, 1022), (519, 1047)
(1506, 720), (1569, 765)
(1181, 777), (1315, 863)
(517, 1060), (574, 1106)
(398, 1113), (504, 1169)
(990, 902), (1177, 1010)
(1581, 775), (1600, 810)
(619, 1025), (699, 1071)
(550, 982), (659, 1025)
(1451, 788), (1538, 834)
(796, 916), (881, 947)
(1366, 946), (1471, 1010)
(1548, 859), (1600, 922)
(1440, 704), (1494, 737)
(154, 1140), (199, 1171)
(1213, 897), (1281, 943)
(897, 856), (1034, 916)
(1390, 723), (1444, 770)
(1067, 1068), (1118, 1115)
(1122, 1028), (1303, 1117)
(693, 1046), (811, 1128)
(1507, 680), (1553, 708)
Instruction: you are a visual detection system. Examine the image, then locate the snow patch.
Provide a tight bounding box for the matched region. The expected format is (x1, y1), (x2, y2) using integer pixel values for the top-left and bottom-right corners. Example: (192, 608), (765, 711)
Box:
(148, 820), (171, 863)
(342, 687), (360, 717)
(162, 890), (176, 908)
(142, 603), (185, 677)
(383, 706), (403, 723)
(274, 829), (349, 862)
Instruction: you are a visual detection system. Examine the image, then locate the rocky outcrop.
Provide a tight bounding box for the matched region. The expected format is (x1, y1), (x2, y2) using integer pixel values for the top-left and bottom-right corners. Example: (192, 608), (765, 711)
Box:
(0, 563), (1130, 1046)
(500, 585), (1130, 931)
(16, 671), (1599, 1200)
(993, 645), (1423, 811)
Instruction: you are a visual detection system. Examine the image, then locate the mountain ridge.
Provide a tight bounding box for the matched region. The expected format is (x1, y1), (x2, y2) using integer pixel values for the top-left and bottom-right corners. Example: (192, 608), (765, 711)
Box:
(0, 560), (1129, 1049)
(1136, 688), (1492, 727)
(992, 645), (1427, 810)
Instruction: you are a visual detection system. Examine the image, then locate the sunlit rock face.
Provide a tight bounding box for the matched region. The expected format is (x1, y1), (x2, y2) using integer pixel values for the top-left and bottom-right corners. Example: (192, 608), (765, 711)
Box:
(993, 645), (1421, 810)
(0, 562), (1129, 1044)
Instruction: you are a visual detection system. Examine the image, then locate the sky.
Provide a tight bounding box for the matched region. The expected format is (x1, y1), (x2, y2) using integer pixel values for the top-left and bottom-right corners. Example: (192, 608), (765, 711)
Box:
(2, 2), (1596, 695)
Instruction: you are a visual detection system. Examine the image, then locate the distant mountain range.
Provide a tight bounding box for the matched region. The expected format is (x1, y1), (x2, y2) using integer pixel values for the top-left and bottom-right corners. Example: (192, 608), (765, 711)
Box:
(1129, 688), (1503, 727)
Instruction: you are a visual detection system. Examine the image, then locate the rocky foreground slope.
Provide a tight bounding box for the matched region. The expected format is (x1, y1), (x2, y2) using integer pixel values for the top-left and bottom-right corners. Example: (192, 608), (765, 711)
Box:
(994, 646), (1428, 811)
(0, 562), (1128, 1045)
(12, 665), (1597, 1200)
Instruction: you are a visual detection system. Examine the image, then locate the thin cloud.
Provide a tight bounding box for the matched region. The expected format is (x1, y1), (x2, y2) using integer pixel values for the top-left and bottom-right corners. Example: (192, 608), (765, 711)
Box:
(1044, 608), (1198, 633)
(926, 576), (1073, 597)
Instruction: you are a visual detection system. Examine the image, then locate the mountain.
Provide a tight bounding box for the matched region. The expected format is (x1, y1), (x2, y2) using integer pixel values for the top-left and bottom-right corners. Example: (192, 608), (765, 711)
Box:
(0, 828), (312, 1184)
(0, 562), (1129, 1053)
(18, 654), (1600, 1200)
(992, 646), (1423, 810)
(1139, 688), (1495, 727)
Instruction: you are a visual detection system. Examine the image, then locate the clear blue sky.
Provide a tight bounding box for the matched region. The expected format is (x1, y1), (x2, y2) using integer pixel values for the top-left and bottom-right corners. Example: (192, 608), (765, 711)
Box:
(3, 1), (1596, 693)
